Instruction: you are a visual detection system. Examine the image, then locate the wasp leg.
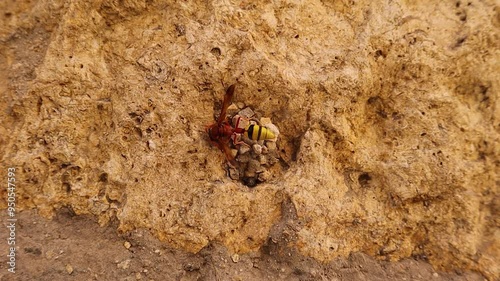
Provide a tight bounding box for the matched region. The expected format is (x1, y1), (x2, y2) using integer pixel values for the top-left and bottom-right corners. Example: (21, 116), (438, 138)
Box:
(220, 140), (238, 167)
(231, 133), (250, 147)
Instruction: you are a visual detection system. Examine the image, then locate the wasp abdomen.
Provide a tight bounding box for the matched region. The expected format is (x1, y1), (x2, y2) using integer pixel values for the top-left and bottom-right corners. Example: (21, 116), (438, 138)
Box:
(245, 124), (275, 140)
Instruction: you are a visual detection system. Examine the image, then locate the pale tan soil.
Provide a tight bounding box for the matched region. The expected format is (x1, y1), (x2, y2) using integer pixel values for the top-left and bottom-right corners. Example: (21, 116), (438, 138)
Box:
(0, 209), (485, 281)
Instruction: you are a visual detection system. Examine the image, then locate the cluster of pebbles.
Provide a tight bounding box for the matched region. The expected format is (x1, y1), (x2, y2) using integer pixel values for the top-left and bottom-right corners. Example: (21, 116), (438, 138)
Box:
(227, 106), (280, 187)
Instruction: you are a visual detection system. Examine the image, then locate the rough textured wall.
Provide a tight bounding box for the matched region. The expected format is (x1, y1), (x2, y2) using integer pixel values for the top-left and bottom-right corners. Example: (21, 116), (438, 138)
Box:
(1, 0), (498, 279)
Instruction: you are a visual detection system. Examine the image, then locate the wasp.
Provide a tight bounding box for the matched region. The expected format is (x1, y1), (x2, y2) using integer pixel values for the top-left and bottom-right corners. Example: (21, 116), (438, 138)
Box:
(207, 84), (276, 166)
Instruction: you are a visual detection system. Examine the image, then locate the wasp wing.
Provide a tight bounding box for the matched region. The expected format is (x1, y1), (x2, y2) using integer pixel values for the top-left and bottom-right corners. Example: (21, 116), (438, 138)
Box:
(217, 84), (235, 126)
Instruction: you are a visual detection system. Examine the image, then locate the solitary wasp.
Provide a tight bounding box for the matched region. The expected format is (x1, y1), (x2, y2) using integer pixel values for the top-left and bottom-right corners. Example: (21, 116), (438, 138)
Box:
(207, 84), (275, 166)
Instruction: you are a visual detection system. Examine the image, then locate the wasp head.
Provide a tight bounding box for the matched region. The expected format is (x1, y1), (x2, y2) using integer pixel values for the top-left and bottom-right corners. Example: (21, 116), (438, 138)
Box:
(207, 124), (220, 142)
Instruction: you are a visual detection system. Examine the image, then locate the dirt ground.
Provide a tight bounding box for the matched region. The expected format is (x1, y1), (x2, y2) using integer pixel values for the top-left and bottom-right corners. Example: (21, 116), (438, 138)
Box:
(0, 206), (486, 281)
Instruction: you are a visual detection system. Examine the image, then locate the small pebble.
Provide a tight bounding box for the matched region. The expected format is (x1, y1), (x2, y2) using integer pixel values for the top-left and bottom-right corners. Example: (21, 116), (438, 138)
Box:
(238, 144), (250, 154)
(252, 144), (262, 154)
(247, 159), (261, 172)
(230, 149), (238, 158)
(260, 117), (272, 125)
(124, 241), (131, 249)
(231, 254), (240, 263)
(261, 146), (269, 154)
(244, 170), (256, 178)
(227, 104), (238, 111)
(237, 153), (251, 163)
(255, 165), (265, 173)
(236, 102), (245, 109)
(268, 156), (279, 165)
(258, 155), (267, 165)
(265, 141), (277, 151)
(229, 167), (240, 180)
(433, 273), (439, 278)
(66, 264), (73, 275)
(238, 107), (255, 118)
(258, 170), (271, 182)
(45, 250), (55, 259)
(117, 259), (131, 270)
(147, 140), (156, 150)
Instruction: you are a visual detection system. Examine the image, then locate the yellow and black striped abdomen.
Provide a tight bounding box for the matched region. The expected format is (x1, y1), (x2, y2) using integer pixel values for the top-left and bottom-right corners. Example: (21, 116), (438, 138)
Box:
(245, 124), (275, 140)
